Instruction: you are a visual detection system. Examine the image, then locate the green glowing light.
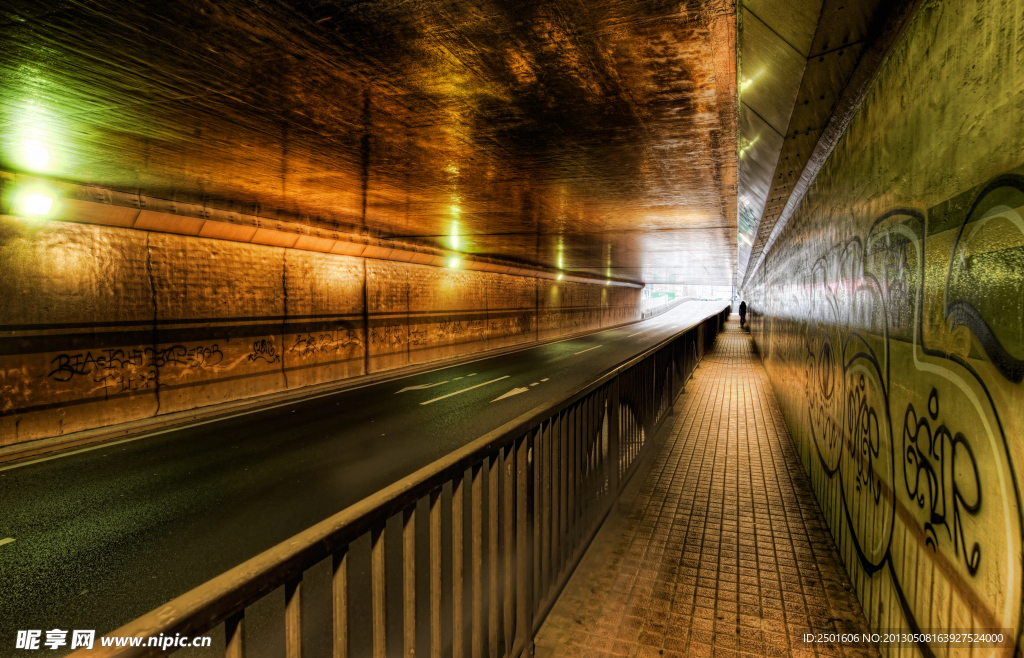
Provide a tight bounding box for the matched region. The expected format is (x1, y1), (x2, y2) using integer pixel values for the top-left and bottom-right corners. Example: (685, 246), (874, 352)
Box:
(23, 194), (53, 215)
(22, 139), (50, 170)
(14, 183), (58, 218)
(739, 69), (764, 94)
(738, 135), (759, 159)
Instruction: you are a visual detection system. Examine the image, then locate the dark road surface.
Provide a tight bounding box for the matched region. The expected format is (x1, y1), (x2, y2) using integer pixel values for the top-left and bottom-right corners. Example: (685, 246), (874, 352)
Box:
(0, 302), (726, 648)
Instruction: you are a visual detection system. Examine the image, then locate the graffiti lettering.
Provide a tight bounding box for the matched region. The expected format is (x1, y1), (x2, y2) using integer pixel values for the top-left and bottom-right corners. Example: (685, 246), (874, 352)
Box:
(371, 325), (404, 347)
(490, 315), (528, 338)
(248, 339), (279, 363)
(756, 173), (1024, 648)
(48, 345), (224, 384)
(46, 344), (225, 396)
(846, 374), (882, 503)
(903, 388), (982, 575)
(289, 329), (358, 358)
(438, 318), (464, 336)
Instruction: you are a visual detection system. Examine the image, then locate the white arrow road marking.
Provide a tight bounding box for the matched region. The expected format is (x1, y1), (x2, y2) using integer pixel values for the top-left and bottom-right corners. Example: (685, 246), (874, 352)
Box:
(0, 538), (14, 548)
(396, 381), (449, 394)
(421, 376), (509, 405)
(574, 345), (602, 355)
(492, 387), (530, 402)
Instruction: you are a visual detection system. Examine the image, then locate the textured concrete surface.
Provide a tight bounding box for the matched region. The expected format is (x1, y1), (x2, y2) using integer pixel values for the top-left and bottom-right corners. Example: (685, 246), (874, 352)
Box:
(0, 301), (726, 651)
(0, 0), (736, 285)
(743, 0), (1024, 654)
(535, 319), (878, 658)
(0, 219), (639, 447)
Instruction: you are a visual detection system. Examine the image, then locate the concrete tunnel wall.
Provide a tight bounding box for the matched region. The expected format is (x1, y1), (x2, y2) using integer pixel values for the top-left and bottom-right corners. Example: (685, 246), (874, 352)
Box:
(0, 217), (640, 447)
(744, 0), (1024, 650)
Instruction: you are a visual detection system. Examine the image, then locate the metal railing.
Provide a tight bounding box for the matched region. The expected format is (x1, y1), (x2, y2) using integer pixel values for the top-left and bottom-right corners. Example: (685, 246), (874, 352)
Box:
(80, 306), (729, 658)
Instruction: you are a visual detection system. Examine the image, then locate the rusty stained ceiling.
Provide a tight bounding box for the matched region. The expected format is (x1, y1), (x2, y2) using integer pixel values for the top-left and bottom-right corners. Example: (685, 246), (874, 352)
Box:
(0, 0), (737, 286)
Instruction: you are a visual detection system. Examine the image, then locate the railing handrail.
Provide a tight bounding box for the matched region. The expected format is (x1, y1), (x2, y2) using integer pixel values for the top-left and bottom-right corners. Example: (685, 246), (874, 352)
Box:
(80, 303), (730, 656)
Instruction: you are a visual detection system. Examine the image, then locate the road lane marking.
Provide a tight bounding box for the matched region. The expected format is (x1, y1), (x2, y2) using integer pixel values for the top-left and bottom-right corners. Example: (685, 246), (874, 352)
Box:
(626, 331), (644, 337)
(530, 382), (539, 386)
(0, 538), (14, 548)
(395, 381), (449, 394)
(574, 345), (602, 355)
(492, 387), (530, 402)
(541, 378), (549, 382)
(421, 376), (509, 405)
(468, 373), (477, 376)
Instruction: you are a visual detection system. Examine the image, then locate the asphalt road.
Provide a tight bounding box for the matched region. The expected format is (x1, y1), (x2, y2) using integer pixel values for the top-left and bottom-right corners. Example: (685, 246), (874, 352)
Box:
(0, 301), (726, 650)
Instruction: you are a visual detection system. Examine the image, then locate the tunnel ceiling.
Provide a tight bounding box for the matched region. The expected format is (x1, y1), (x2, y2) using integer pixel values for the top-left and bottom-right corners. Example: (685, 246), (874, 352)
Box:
(1, 0), (737, 286)
(735, 0), (924, 291)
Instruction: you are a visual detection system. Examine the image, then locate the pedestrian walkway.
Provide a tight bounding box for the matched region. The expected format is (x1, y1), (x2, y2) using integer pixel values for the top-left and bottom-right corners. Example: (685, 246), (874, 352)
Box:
(535, 317), (878, 658)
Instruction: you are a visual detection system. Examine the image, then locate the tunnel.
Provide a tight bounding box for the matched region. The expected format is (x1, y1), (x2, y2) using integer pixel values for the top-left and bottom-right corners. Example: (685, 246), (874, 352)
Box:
(1, 0), (1022, 656)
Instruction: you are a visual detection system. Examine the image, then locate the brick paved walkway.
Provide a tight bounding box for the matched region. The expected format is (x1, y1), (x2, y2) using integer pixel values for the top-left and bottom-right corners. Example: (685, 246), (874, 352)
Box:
(535, 318), (878, 658)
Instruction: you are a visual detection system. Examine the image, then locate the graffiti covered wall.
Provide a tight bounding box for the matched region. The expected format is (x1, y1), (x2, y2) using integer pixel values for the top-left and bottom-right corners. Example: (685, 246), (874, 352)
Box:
(745, 0), (1024, 655)
(0, 219), (639, 446)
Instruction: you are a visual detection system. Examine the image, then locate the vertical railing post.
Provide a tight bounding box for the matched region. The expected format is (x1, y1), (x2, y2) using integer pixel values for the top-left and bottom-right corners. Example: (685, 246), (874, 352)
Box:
(643, 358), (654, 447)
(516, 435), (534, 657)
(452, 475), (465, 658)
(669, 339), (676, 402)
(488, 455), (500, 658)
(539, 422), (551, 597)
(532, 426), (542, 621)
(332, 547), (348, 658)
(504, 445), (516, 654)
(429, 490), (443, 658)
(285, 576), (302, 658)
(608, 376), (620, 497)
(226, 610), (245, 658)
(402, 506), (416, 658)
(471, 464), (484, 658)
(371, 525), (387, 658)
